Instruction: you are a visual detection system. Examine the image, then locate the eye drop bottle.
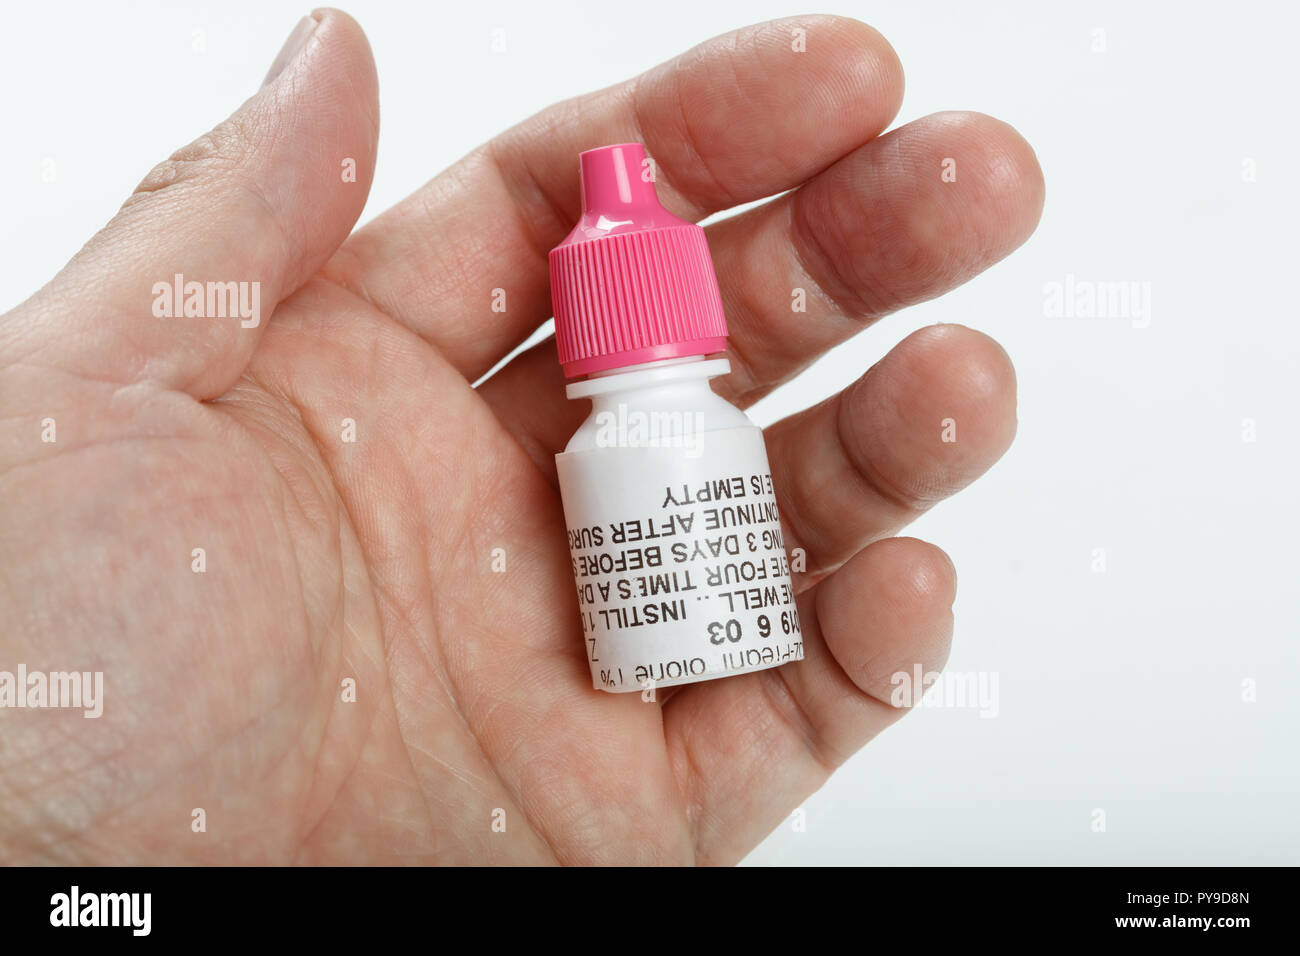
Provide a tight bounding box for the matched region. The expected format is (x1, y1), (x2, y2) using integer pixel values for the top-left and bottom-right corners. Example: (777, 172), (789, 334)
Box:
(550, 143), (803, 694)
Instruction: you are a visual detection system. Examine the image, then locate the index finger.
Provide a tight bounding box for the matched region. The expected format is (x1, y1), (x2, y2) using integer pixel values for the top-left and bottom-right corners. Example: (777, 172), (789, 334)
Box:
(321, 15), (904, 380)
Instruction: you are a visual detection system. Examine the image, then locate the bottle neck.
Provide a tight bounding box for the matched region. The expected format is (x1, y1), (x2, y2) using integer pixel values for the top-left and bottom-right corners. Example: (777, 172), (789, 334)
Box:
(561, 355), (752, 455)
(565, 355), (729, 402)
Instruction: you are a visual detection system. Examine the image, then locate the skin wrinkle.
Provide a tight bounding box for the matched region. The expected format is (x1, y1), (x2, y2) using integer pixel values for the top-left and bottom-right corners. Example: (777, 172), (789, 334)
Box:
(717, 213), (832, 405)
(675, 740), (713, 850)
(16, 655), (299, 863)
(0, 721), (127, 834)
(656, 50), (743, 213)
(685, 683), (786, 863)
(322, 590), (441, 858)
(387, 611), (538, 863)
(458, 570), (656, 861)
(72, 182), (282, 394)
(295, 442), (444, 753)
(764, 421), (840, 582)
(483, 138), (578, 269)
(256, 308), (556, 862)
(322, 144), (559, 378)
(494, 702), (606, 864)
(781, 199), (852, 326)
(271, 473), (349, 844)
(836, 373), (930, 515)
(817, 549), (952, 701)
(223, 322), (453, 861)
(791, 163), (892, 320)
(852, 616), (951, 705)
(761, 663), (841, 775)
(709, 233), (822, 409)
(290, 698), (410, 863)
(841, 556), (955, 700)
(4, 332), (176, 395)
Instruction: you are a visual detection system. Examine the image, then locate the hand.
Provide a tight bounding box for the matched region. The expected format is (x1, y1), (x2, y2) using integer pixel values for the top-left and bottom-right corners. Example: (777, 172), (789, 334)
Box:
(0, 10), (1042, 864)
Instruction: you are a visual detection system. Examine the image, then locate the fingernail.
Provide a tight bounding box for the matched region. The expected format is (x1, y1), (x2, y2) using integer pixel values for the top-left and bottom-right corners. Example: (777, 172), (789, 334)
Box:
(263, 14), (319, 87)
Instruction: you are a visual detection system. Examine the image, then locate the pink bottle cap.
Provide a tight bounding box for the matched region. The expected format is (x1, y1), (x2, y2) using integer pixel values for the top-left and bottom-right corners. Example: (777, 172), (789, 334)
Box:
(549, 143), (728, 378)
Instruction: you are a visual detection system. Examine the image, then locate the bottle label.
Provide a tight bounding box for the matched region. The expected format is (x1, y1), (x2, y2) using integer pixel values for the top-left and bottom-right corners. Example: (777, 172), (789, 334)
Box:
(556, 425), (803, 693)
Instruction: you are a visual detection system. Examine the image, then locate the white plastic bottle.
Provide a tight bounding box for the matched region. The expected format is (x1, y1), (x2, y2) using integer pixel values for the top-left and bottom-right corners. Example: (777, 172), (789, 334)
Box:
(549, 144), (802, 694)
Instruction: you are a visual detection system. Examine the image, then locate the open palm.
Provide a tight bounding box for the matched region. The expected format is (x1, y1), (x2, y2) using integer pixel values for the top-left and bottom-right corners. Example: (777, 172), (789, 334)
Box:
(0, 11), (1042, 864)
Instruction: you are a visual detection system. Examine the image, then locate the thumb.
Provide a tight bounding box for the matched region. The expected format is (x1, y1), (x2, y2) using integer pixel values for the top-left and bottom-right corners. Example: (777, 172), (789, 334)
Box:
(8, 8), (379, 399)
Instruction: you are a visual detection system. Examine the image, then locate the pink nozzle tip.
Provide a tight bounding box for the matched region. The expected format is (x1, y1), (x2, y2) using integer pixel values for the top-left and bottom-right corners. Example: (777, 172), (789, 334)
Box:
(569, 143), (689, 238)
(549, 143), (728, 378)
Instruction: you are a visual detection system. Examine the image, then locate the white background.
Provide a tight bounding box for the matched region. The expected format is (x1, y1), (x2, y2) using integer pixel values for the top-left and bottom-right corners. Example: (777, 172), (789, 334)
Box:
(2, 1), (1296, 864)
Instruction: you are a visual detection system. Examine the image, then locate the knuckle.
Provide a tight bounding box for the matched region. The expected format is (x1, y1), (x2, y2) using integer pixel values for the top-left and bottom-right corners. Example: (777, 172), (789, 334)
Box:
(128, 117), (253, 204)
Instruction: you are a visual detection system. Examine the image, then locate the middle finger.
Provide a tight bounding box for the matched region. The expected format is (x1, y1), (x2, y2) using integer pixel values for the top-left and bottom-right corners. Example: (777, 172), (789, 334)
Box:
(479, 110), (1042, 464)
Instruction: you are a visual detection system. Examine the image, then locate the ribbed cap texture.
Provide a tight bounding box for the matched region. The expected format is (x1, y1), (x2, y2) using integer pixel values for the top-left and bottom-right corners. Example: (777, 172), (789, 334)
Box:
(548, 143), (729, 377)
